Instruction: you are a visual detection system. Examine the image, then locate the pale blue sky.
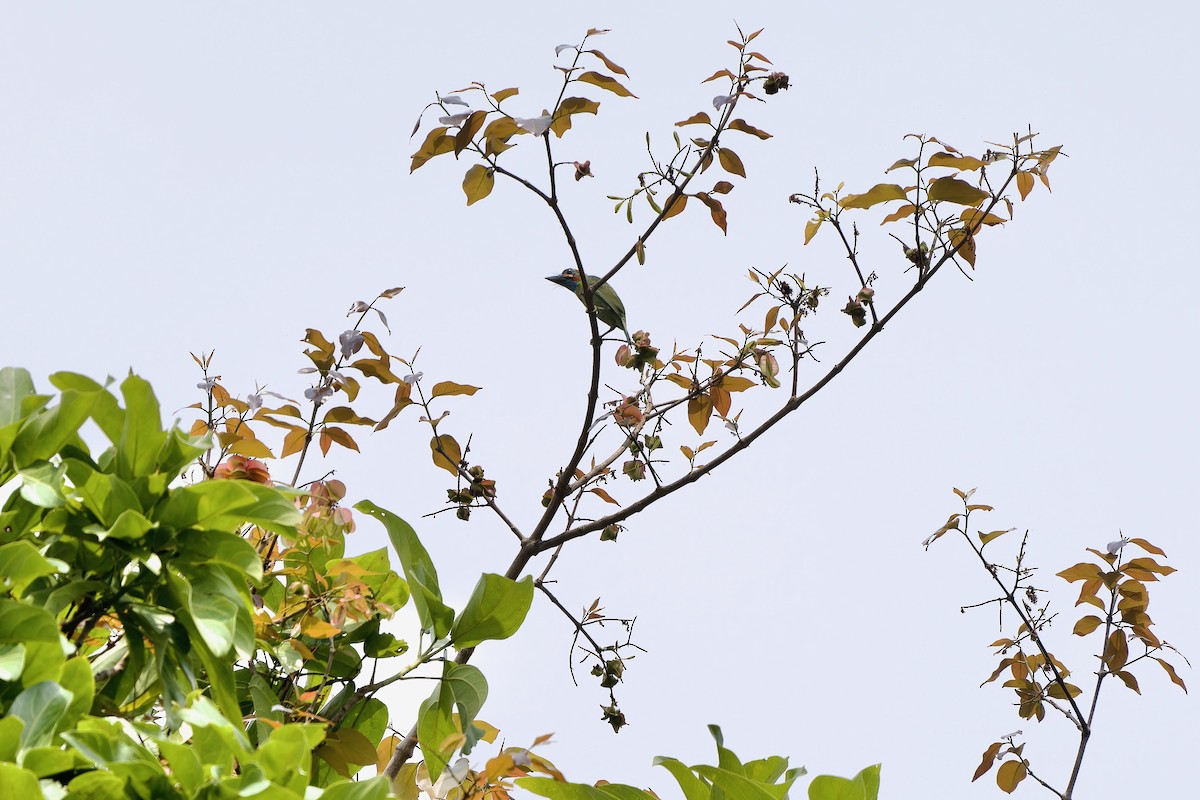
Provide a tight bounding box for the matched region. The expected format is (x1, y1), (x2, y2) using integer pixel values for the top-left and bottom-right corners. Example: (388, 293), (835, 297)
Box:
(2, 2), (1196, 797)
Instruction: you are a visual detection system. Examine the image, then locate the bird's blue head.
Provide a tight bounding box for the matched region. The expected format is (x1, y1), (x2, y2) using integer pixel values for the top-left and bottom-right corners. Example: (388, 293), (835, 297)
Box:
(545, 268), (581, 291)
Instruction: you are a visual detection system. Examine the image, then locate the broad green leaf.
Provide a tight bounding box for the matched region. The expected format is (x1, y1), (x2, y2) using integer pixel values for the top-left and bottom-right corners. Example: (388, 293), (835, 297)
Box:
(417, 680), (456, 781)
(168, 574), (243, 721)
(838, 184), (907, 210)
(451, 575), (533, 648)
(0, 600), (59, 644)
(23, 743), (88, 778)
(64, 459), (139, 523)
(0, 764), (38, 794)
(10, 388), (99, 468)
(0, 644), (25, 681)
(356, 500), (454, 639)
(9, 680), (73, 751)
(0, 716), (22, 761)
(442, 663), (488, 753)
(322, 776), (393, 800)
(807, 765), (881, 800)
(926, 176), (989, 206)
(519, 777), (652, 800)
(90, 507), (155, 541)
(577, 71), (637, 98)
(0, 367), (34, 426)
(252, 723), (327, 791)
(49, 372), (124, 445)
(66, 768), (127, 797)
(58, 656), (95, 729)
(178, 529), (264, 581)
(463, 165), (495, 206)
(653, 757), (712, 800)
(17, 460), (68, 508)
(0, 540), (67, 597)
(115, 373), (167, 479)
(159, 479), (301, 536)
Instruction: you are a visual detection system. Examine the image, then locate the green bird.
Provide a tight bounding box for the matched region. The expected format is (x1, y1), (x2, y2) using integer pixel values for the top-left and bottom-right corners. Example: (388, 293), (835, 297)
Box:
(546, 268), (631, 343)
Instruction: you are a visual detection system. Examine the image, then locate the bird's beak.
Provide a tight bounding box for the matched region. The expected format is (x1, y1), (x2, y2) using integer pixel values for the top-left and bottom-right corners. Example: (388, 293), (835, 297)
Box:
(546, 274), (569, 287)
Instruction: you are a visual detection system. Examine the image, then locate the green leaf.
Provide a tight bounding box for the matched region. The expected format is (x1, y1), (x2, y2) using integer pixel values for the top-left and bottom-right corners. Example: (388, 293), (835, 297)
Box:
(58, 656), (95, 730)
(451, 575), (534, 648)
(838, 184), (908, 210)
(463, 165), (495, 206)
(0, 367), (35, 426)
(0, 764), (39, 795)
(177, 529), (264, 581)
(167, 574), (243, 721)
(17, 460), (68, 508)
(50, 372), (124, 445)
(322, 776), (393, 800)
(577, 71), (637, 98)
(0, 716), (22, 762)
(926, 176), (989, 206)
(807, 765), (881, 800)
(443, 663), (488, 753)
(417, 680), (457, 782)
(252, 723), (327, 791)
(0, 600), (59, 644)
(653, 757), (712, 800)
(0, 540), (67, 597)
(356, 500), (454, 639)
(10, 680), (73, 751)
(519, 777), (653, 800)
(159, 480), (301, 537)
(115, 373), (167, 479)
(11, 387), (101, 467)
(0, 644), (25, 682)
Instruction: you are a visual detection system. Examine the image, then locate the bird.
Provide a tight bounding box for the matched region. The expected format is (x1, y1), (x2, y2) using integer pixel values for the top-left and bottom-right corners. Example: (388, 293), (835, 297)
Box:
(545, 268), (631, 343)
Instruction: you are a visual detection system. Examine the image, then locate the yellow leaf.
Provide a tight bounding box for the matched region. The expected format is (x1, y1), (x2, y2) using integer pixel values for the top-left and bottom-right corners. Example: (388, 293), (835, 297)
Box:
(804, 217), (822, 244)
(300, 617), (342, 639)
(927, 151), (986, 170)
(463, 164), (495, 206)
(720, 376), (756, 392)
(677, 112), (712, 126)
(661, 193), (688, 220)
(839, 183), (908, 209)
(410, 127), (456, 172)
(927, 176), (990, 206)
(491, 87), (519, 102)
(886, 157), (917, 173)
(550, 96), (600, 137)
(727, 118), (771, 139)
(1015, 171), (1034, 200)
(430, 381), (482, 398)
(717, 148), (746, 178)
(454, 110), (488, 155)
(664, 374), (694, 390)
(688, 394), (713, 435)
(431, 434), (462, 475)
(282, 427), (308, 458)
(586, 49), (628, 76)
(577, 71), (637, 98)
(948, 228), (977, 266)
(996, 759), (1027, 794)
(322, 426), (360, 453)
(1057, 562), (1105, 583)
(228, 438), (275, 459)
(880, 203), (916, 225)
(1072, 615), (1103, 636)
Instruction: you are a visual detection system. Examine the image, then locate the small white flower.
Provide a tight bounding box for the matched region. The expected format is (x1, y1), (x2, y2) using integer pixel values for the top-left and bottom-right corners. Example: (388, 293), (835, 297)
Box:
(514, 115), (554, 136)
(555, 44), (575, 56)
(1001, 730), (1023, 740)
(712, 94), (734, 109)
(246, 393), (263, 412)
(438, 112), (472, 126)
(1106, 537), (1130, 555)
(347, 300), (370, 314)
(197, 377), (217, 391)
(403, 372), (424, 385)
(440, 95), (469, 107)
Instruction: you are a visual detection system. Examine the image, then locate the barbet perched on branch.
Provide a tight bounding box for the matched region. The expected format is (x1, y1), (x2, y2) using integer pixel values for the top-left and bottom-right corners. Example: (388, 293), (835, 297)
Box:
(546, 268), (631, 343)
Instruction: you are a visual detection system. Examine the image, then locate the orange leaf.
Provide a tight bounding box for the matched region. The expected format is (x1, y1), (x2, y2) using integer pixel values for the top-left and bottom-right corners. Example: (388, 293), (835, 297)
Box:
(1015, 171), (1034, 200)
(577, 71), (637, 98)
